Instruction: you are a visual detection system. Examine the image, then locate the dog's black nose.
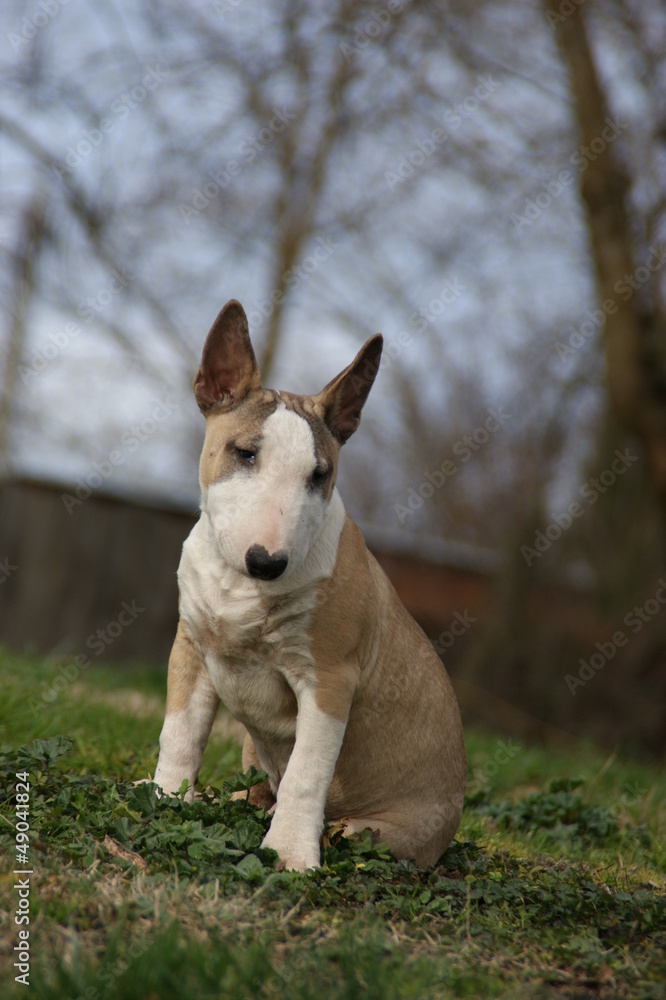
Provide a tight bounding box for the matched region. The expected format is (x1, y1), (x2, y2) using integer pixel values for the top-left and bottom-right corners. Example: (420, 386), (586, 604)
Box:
(245, 544), (289, 580)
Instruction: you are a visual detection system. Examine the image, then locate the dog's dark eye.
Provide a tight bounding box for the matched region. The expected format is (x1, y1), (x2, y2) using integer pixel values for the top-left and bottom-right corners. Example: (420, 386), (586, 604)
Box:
(236, 448), (256, 464)
(311, 465), (329, 486)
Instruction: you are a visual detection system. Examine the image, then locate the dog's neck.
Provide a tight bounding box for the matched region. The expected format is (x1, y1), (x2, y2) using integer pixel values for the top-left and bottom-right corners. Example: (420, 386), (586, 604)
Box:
(177, 488), (346, 656)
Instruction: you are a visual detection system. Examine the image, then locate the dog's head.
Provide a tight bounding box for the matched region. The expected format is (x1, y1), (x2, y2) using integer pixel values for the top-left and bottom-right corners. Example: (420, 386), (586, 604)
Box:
(193, 299), (382, 583)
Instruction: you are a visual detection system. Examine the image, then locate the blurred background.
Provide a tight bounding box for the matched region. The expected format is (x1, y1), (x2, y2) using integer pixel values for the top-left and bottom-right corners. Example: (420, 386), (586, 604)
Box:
(0, 0), (664, 755)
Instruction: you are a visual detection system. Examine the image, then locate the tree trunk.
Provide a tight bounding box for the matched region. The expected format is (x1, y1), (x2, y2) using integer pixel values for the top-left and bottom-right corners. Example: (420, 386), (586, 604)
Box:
(0, 200), (48, 482)
(544, 2), (666, 510)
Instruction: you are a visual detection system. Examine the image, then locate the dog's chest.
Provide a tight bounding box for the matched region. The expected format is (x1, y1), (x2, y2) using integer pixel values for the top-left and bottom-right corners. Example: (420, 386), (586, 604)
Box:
(178, 523), (317, 733)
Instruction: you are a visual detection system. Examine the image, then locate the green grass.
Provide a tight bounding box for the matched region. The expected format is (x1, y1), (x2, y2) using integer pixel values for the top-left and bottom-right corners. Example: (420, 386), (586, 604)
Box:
(0, 648), (664, 999)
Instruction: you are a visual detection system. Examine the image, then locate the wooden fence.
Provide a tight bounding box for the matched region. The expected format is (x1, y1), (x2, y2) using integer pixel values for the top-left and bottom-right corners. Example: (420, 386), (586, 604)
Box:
(0, 477), (492, 666)
(3, 477), (662, 754)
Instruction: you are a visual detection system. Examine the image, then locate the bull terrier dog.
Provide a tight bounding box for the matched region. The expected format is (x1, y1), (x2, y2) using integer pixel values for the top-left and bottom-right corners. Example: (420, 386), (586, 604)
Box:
(151, 299), (467, 871)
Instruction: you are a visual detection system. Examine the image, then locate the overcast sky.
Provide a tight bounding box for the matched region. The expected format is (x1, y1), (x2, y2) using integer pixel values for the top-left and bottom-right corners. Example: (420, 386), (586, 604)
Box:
(2, 0), (658, 542)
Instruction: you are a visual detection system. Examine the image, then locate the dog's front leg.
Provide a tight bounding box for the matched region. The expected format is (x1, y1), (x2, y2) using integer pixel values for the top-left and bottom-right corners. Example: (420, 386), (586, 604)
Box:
(152, 620), (220, 801)
(261, 669), (356, 871)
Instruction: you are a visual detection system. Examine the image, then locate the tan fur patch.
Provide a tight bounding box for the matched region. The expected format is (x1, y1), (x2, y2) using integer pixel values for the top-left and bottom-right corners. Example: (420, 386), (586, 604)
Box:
(199, 391), (280, 488)
(309, 515), (371, 665)
(312, 660), (360, 721)
(200, 388), (342, 498)
(307, 516), (372, 719)
(164, 619), (208, 714)
(277, 391), (341, 501)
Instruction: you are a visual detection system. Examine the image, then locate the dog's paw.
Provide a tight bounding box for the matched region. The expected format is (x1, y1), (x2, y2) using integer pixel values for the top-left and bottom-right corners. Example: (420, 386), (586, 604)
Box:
(133, 776), (194, 802)
(132, 777), (159, 791)
(132, 777), (168, 800)
(153, 762), (197, 802)
(261, 823), (320, 872)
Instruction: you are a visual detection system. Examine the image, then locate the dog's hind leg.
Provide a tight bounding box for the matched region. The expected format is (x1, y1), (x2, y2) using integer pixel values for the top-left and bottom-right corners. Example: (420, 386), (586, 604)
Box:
(239, 732), (276, 810)
(341, 800), (462, 867)
(153, 621), (220, 801)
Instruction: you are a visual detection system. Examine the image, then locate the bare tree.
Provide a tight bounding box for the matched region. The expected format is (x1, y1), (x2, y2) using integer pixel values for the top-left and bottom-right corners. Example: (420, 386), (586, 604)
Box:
(0, 0), (663, 555)
(544, 0), (666, 516)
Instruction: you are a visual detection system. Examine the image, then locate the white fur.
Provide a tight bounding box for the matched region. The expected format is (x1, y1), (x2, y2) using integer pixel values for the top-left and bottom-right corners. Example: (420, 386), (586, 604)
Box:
(177, 487), (345, 732)
(261, 683), (347, 871)
(174, 411), (346, 789)
(153, 405), (349, 867)
(202, 406), (332, 580)
(153, 672), (219, 801)
(178, 485), (345, 646)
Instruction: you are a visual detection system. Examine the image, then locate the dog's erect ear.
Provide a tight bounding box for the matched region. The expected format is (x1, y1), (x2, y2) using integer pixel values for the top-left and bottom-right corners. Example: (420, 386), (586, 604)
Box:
(193, 300), (261, 413)
(316, 334), (383, 444)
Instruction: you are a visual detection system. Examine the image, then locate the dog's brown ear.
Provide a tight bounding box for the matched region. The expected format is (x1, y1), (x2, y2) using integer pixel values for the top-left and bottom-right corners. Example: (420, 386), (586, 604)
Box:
(316, 334), (383, 444)
(193, 300), (261, 413)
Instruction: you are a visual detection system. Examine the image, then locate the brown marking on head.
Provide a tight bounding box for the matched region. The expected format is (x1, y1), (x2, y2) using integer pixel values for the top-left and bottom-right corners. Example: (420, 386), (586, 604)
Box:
(274, 391), (343, 501)
(193, 302), (382, 498)
(199, 390), (280, 489)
